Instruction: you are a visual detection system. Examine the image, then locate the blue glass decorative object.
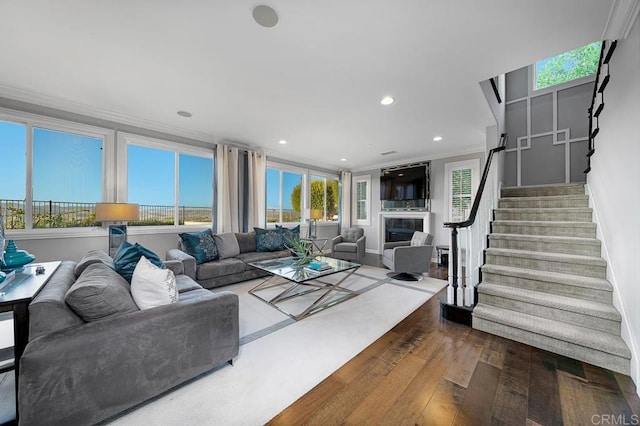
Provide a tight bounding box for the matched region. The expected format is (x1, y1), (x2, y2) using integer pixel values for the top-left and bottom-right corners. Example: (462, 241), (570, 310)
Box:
(0, 240), (35, 273)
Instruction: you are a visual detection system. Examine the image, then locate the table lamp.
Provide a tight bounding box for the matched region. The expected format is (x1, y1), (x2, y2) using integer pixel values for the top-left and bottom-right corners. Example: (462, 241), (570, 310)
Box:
(95, 203), (139, 256)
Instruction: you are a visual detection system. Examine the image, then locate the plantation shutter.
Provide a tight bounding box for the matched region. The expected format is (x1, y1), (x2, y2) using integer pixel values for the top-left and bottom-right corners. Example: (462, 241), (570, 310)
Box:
(451, 168), (472, 222)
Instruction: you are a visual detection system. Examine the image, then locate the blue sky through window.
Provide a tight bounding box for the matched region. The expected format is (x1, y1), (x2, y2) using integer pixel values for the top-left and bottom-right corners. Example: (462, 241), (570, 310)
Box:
(266, 168), (301, 210)
(0, 121), (26, 201)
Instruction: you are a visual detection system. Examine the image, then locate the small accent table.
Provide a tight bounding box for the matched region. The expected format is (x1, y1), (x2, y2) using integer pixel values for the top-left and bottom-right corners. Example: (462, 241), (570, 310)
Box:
(0, 261), (61, 421)
(436, 245), (450, 266)
(300, 237), (329, 257)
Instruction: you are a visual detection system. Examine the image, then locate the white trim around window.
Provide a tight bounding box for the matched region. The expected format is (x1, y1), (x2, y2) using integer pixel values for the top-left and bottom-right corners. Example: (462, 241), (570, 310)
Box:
(444, 159), (480, 223)
(353, 174), (371, 226)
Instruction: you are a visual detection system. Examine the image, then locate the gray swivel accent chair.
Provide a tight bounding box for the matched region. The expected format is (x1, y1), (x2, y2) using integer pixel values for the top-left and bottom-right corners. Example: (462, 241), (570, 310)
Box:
(382, 231), (434, 281)
(331, 227), (366, 261)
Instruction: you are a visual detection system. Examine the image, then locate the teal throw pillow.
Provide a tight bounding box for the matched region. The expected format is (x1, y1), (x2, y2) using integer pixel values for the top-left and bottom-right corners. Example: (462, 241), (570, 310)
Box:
(113, 241), (164, 282)
(254, 227), (284, 252)
(179, 229), (218, 264)
(276, 224), (300, 246)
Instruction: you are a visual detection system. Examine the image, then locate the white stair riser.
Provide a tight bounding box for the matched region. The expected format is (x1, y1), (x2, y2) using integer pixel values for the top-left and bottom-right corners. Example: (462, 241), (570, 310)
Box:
(478, 293), (620, 334)
(488, 238), (601, 257)
(486, 253), (606, 279)
(499, 198), (589, 208)
(494, 210), (592, 222)
(473, 316), (629, 375)
(481, 271), (612, 303)
(492, 223), (596, 238)
(501, 185), (585, 198)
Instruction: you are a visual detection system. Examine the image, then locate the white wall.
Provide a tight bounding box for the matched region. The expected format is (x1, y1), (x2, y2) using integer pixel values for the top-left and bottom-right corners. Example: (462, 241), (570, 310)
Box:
(588, 14), (640, 387)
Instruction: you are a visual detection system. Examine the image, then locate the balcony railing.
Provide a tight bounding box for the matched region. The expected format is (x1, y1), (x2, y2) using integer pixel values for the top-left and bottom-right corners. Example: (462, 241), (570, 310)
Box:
(0, 200), (213, 229)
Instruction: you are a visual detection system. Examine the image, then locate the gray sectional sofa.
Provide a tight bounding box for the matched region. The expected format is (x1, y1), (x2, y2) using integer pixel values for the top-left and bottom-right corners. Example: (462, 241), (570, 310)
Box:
(18, 251), (239, 425)
(167, 231), (291, 289)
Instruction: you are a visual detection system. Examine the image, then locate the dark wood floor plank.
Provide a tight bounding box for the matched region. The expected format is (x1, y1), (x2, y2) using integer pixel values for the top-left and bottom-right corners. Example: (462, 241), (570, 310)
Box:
(344, 353), (426, 424)
(452, 361), (501, 426)
(332, 330), (402, 384)
(557, 370), (601, 425)
(615, 373), (640, 415)
(479, 334), (508, 369)
(583, 363), (636, 420)
(419, 377), (466, 426)
(527, 348), (563, 426)
(443, 329), (486, 388)
(490, 340), (531, 425)
(380, 347), (451, 425)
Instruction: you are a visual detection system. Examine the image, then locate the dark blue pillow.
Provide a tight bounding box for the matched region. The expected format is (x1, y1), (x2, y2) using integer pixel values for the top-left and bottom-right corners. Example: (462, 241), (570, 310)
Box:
(276, 224), (300, 246)
(113, 241), (164, 282)
(179, 229), (218, 264)
(254, 227), (284, 252)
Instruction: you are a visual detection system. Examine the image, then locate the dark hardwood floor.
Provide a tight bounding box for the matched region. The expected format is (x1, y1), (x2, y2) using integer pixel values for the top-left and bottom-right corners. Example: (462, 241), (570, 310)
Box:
(269, 256), (640, 425)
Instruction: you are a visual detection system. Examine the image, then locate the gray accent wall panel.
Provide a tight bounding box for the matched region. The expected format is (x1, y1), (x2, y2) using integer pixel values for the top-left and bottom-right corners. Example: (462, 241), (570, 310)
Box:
(506, 67), (529, 101)
(557, 82), (594, 138)
(531, 93), (553, 134)
(521, 135), (564, 185)
(505, 151), (518, 187)
(570, 140), (588, 182)
(506, 100), (527, 149)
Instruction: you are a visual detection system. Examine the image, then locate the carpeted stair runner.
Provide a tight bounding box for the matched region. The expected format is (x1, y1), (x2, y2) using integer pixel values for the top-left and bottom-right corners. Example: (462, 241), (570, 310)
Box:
(473, 183), (631, 374)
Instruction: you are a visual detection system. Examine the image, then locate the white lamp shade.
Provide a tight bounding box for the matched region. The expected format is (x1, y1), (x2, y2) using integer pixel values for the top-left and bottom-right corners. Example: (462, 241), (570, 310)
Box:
(95, 203), (139, 222)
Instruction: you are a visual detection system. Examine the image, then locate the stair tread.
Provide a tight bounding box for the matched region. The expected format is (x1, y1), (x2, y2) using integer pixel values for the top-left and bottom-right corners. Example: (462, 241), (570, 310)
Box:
(473, 304), (631, 358)
(502, 184), (585, 190)
(500, 195), (589, 202)
(495, 207), (592, 212)
(492, 220), (596, 227)
(479, 283), (620, 320)
(489, 233), (600, 246)
(481, 264), (612, 291)
(486, 247), (606, 266)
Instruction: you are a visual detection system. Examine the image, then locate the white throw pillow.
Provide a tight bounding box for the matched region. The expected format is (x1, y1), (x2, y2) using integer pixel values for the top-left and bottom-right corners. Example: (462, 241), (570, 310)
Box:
(131, 256), (179, 310)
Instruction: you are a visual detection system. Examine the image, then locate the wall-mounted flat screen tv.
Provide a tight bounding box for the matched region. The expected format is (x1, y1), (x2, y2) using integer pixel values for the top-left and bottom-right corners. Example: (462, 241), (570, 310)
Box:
(380, 166), (427, 201)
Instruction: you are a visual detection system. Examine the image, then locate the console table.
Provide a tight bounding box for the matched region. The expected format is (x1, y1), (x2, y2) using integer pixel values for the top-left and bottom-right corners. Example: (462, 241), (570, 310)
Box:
(0, 261), (61, 420)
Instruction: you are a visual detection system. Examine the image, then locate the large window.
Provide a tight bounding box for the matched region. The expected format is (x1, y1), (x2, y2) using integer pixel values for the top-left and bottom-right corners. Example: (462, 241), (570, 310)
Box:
(119, 133), (213, 227)
(310, 175), (339, 222)
(266, 167), (303, 223)
(354, 175), (370, 225)
(0, 113), (111, 231)
(535, 41), (601, 90)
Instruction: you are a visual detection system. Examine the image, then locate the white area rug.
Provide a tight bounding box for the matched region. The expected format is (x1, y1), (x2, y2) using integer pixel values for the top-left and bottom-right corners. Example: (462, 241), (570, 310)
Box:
(110, 265), (446, 425)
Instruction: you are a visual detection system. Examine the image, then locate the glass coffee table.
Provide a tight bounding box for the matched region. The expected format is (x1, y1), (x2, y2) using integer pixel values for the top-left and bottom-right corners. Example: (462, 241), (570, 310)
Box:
(248, 256), (360, 320)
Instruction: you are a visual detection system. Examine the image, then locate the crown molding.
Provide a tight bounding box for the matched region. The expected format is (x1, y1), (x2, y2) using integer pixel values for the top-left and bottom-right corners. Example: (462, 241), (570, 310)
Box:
(603, 0), (640, 40)
(0, 83), (219, 144)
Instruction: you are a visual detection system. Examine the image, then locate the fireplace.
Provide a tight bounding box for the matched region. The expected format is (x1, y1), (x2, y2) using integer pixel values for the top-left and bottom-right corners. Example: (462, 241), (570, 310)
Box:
(378, 211), (434, 253)
(385, 218), (423, 243)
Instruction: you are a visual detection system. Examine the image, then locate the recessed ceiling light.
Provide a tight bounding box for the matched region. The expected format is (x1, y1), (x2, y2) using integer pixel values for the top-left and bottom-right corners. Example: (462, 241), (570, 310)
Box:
(340, 158), (347, 162)
(252, 5), (279, 28)
(433, 136), (443, 142)
(380, 96), (394, 105)
(278, 140), (287, 145)
(177, 111), (192, 118)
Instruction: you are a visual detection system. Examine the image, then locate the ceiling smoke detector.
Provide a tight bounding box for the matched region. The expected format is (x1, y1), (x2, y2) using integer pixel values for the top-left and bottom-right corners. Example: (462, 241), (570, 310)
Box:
(253, 5), (279, 28)
(177, 111), (192, 118)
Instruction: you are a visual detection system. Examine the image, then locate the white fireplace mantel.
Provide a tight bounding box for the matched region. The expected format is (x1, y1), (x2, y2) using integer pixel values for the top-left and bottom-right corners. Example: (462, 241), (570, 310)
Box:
(378, 211), (435, 253)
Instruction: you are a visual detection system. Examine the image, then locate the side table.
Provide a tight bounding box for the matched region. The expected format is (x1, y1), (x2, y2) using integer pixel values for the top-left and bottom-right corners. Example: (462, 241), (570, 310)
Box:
(300, 237), (329, 257)
(0, 261), (61, 421)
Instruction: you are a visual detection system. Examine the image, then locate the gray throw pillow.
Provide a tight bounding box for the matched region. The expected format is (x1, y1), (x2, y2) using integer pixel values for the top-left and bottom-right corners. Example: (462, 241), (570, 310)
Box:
(74, 249), (115, 277)
(213, 232), (240, 259)
(65, 263), (139, 322)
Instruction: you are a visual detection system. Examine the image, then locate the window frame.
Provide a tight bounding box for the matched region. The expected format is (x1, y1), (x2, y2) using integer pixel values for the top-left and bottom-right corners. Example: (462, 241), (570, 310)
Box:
(0, 107), (114, 238)
(117, 132), (214, 230)
(444, 159), (480, 223)
(265, 162), (307, 227)
(353, 175), (371, 226)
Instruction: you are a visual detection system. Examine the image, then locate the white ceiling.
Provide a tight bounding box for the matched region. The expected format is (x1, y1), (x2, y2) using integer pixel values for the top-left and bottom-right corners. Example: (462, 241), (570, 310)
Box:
(0, 0), (617, 171)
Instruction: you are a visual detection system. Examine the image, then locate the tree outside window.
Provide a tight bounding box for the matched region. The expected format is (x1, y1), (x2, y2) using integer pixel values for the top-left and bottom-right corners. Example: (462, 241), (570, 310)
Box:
(535, 41), (601, 90)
